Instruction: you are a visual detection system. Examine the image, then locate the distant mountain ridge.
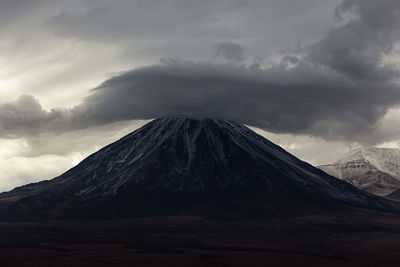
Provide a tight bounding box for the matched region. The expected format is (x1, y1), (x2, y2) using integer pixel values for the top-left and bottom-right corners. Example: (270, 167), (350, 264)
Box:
(318, 148), (400, 196)
(0, 118), (392, 220)
(386, 189), (400, 202)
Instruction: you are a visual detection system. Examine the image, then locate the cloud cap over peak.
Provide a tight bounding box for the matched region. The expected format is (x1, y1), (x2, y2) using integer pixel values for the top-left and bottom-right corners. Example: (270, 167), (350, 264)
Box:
(79, 59), (399, 142)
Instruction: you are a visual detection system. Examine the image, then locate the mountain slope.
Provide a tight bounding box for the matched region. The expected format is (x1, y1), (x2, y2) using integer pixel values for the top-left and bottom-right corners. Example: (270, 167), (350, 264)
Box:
(0, 118), (392, 220)
(386, 189), (400, 202)
(318, 148), (400, 196)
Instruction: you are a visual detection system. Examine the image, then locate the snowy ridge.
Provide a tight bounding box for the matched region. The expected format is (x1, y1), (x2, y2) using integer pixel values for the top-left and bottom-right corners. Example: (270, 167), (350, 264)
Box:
(362, 148), (400, 178)
(319, 148), (400, 196)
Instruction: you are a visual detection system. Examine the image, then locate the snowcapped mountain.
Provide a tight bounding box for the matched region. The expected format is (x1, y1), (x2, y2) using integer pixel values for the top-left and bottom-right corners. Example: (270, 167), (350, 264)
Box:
(0, 118), (392, 220)
(318, 148), (400, 196)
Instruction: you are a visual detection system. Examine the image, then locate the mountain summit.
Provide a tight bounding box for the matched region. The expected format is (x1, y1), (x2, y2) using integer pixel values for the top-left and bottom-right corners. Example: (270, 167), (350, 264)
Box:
(0, 118), (391, 220)
(318, 148), (400, 196)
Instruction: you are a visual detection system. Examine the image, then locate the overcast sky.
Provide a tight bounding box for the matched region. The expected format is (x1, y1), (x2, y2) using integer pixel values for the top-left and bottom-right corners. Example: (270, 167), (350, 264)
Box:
(1, 0), (400, 192)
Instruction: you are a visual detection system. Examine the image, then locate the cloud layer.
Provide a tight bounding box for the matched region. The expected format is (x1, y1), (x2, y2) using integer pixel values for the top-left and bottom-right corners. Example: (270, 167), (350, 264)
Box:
(1, 0), (400, 146)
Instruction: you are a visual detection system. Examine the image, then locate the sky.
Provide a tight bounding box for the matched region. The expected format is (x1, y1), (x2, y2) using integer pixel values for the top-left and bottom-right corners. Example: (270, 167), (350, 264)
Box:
(1, 0), (400, 192)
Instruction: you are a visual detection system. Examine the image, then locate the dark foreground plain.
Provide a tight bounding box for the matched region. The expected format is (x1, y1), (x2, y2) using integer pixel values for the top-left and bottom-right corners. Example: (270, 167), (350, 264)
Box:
(2, 207), (400, 266)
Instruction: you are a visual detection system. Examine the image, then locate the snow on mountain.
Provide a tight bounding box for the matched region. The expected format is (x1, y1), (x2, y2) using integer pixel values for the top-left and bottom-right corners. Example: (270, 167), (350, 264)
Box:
(0, 118), (392, 220)
(318, 148), (400, 196)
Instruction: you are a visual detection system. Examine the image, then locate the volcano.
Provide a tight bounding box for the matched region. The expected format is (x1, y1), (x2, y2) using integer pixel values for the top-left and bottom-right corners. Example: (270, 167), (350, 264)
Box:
(0, 118), (392, 220)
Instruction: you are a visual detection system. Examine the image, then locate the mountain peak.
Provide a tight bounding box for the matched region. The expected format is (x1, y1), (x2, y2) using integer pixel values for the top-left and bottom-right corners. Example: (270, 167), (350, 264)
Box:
(338, 147), (400, 163)
(0, 118), (391, 220)
(319, 147), (400, 196)
(334, 147), (400, 179)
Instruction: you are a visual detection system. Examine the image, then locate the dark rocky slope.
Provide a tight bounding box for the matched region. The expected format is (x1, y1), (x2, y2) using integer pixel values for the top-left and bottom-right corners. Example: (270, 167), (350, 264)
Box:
(0, 118), (393, 220)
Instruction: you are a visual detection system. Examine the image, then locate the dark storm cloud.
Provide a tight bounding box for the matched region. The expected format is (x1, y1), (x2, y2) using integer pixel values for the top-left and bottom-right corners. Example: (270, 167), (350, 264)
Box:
(0, 95), (81, 138)
(2, 0), (400, 145)
(214, 41), (246, 62)
(78, 60), (398, 143)
(308, 0), (400, 81)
